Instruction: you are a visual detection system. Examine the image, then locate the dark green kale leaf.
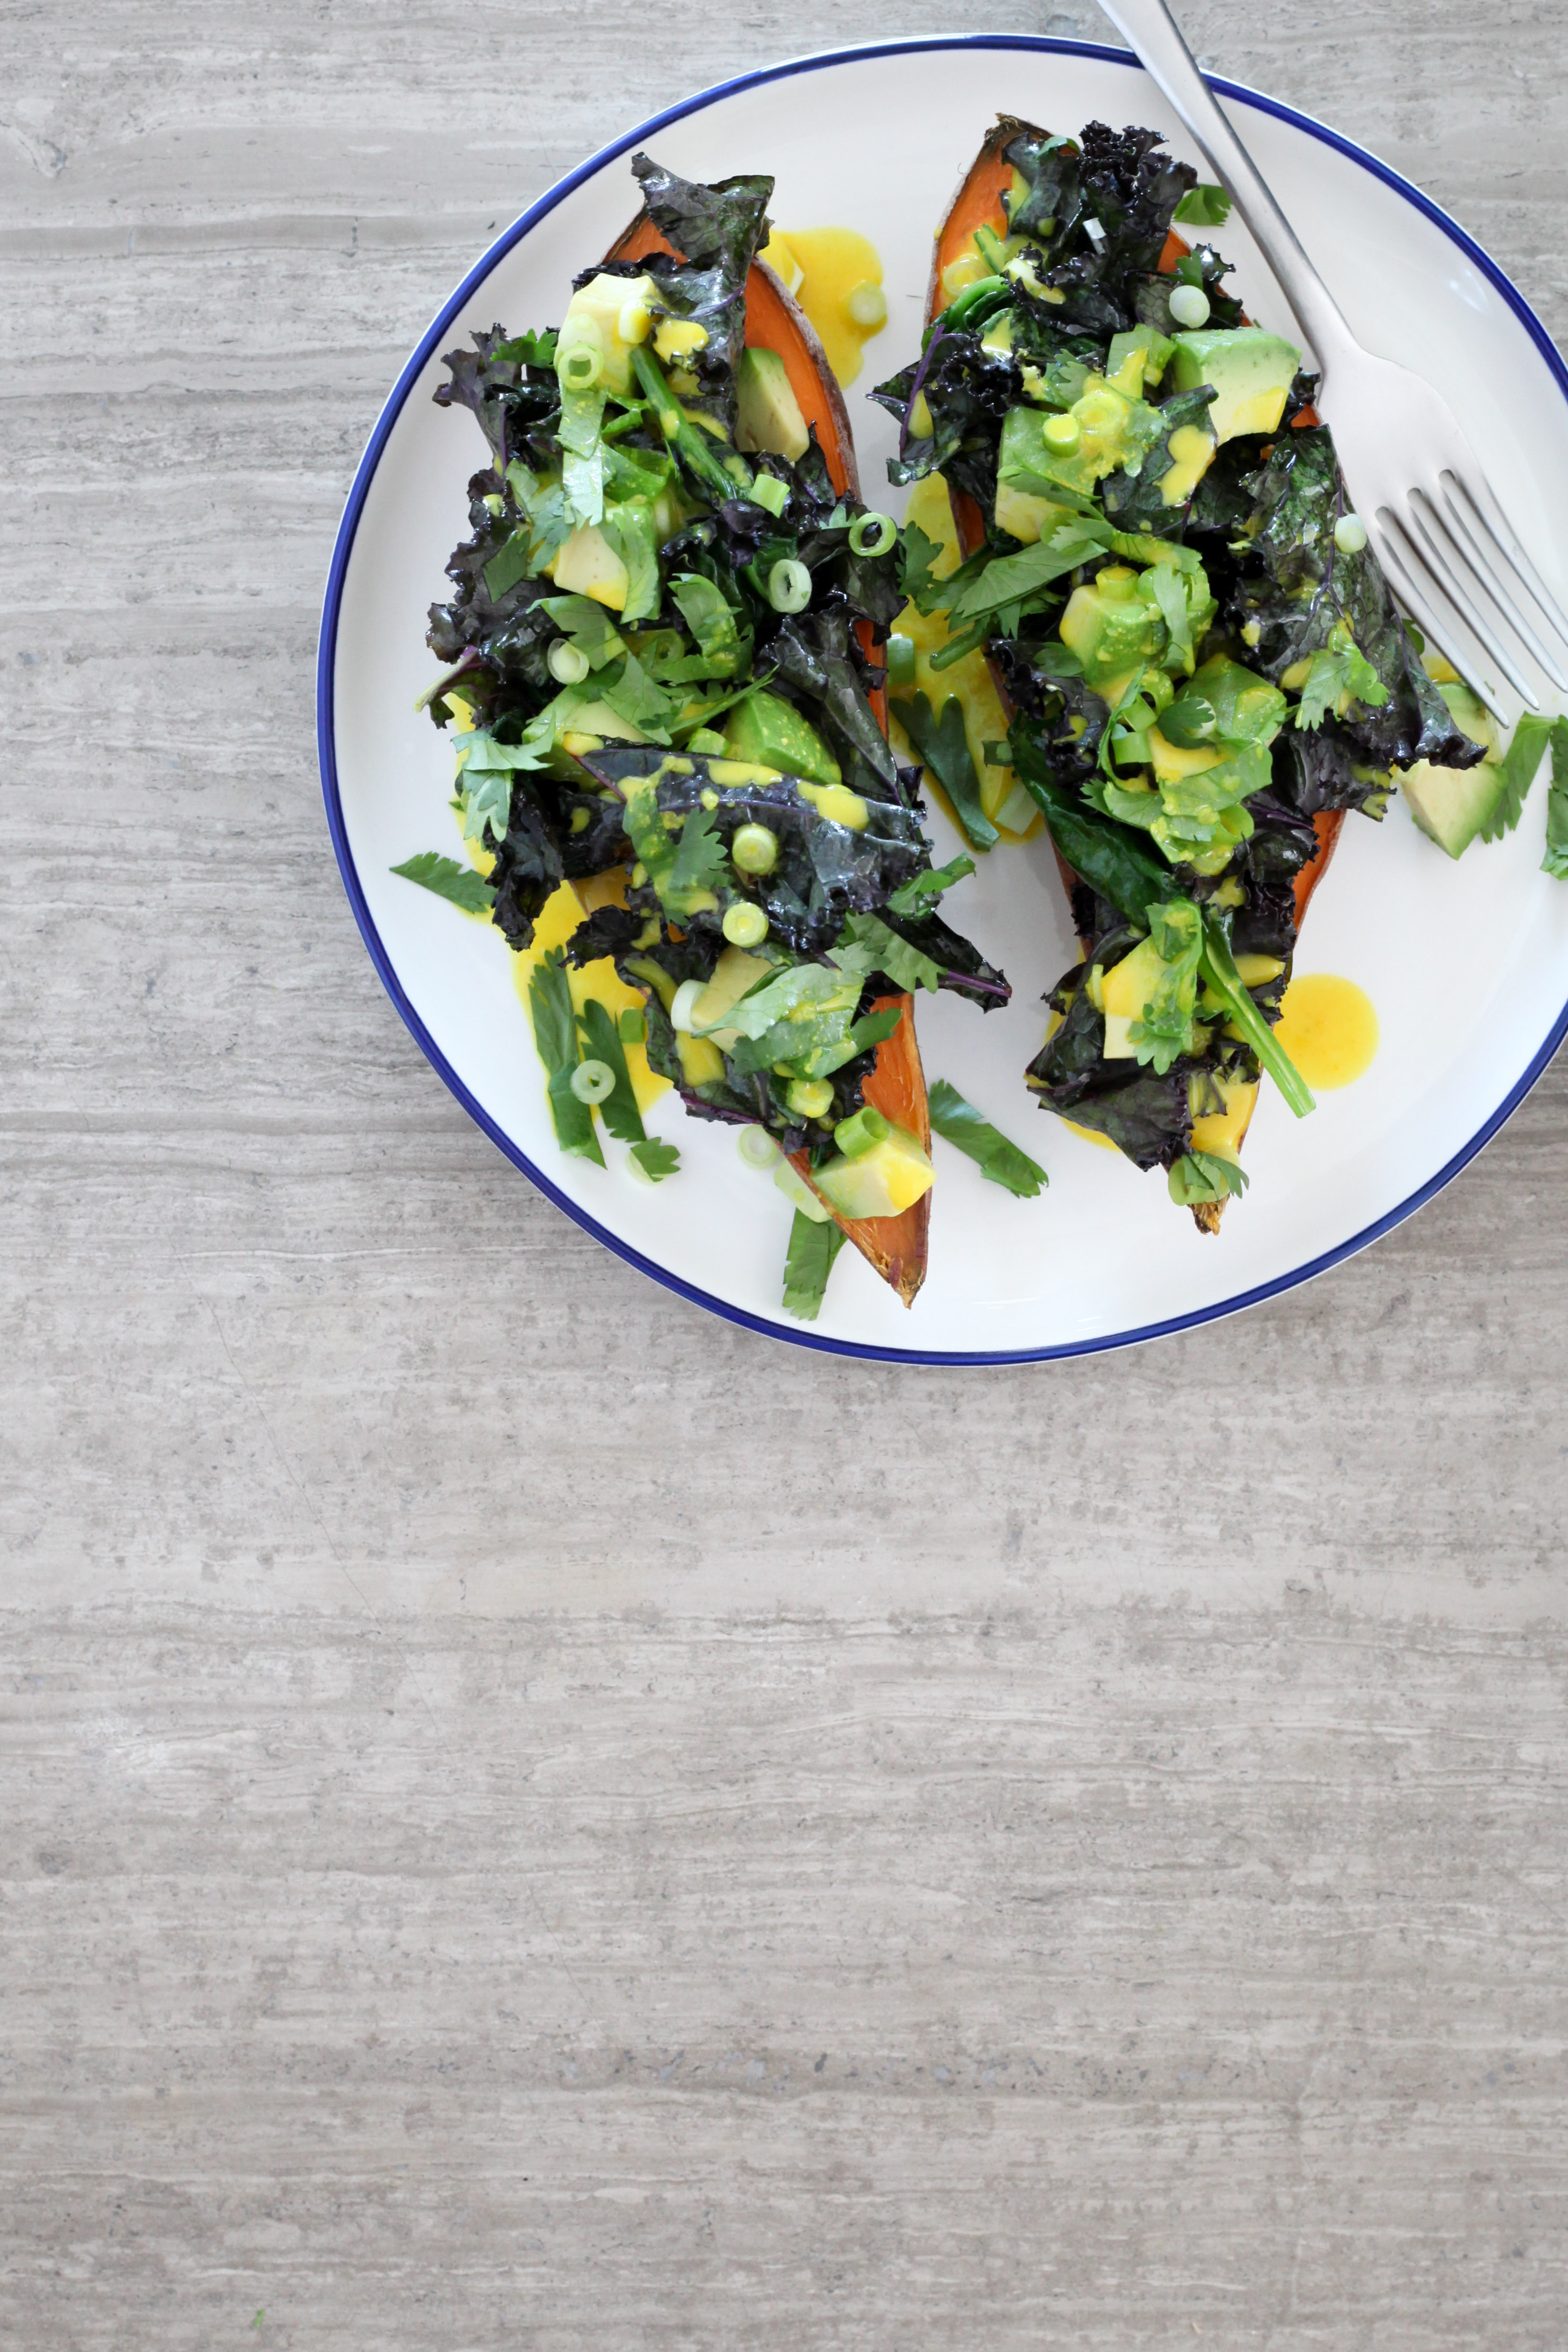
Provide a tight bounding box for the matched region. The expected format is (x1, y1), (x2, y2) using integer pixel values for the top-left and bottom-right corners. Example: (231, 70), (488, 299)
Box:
(626, 153), (773, 438)
(1233, 425), (1478, 771)
(1024, 938), (1196, 1170)
(434, 325), (563, 474)
(871, 334), (1022, 507)
(1099, 385), (1220, 534)
(765, 608), (903, 799)
(486, 780), (565, 949)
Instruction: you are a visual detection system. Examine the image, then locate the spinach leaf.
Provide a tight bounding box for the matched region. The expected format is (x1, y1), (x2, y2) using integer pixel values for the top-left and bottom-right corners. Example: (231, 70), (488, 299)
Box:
(1009, 731), (1170, 927)
(927, 1079), (1048, 1196)
(890, 691), (999, 850)
(782, 1210), (847, 1321)
(577, 997), (647, 1146)
(528, 949), (605, 1164)
(390, 851), (495, 917)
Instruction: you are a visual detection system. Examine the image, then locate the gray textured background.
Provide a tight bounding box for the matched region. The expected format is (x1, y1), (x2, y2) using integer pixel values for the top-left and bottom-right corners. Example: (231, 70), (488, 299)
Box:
(4, 3), (1567, 2345)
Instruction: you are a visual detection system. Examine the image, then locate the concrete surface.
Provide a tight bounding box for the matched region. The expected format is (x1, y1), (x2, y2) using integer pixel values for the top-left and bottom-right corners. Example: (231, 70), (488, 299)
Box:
(3, 3), (1567, 2345)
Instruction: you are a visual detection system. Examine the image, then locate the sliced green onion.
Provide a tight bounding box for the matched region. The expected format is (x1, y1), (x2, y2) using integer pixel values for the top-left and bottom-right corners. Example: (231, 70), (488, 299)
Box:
(570, 1058), (616, 1104)
(548, 638), (591, 685)
(833, 1106), (891, 1159)
(738, 1125), (780, 1169)
(750, 473), (789, 518)
(721, 902), (769, 948)
(670, 979), (706, 1034)
(845, 281), (887, 330)
(786, 1077), (835, 1119)
(773, 1155), (831, 1222)
(848, 511), (896, 558)
(732, 823), (779, 875)
(1041, 411), (1082, 454)
(766, 558), (813, 614)
(1334, 512), (1369, 554)
(885, 632), (917, 691)
(559, 341), (604, 391)
(1168, 283), (1210, 328)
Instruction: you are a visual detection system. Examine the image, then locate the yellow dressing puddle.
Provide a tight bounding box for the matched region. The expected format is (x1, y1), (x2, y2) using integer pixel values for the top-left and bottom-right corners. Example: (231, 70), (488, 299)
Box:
(1273, 972), (1379, 1090)
(888, 472), (1039, 842)
(761, 227), (885, 388)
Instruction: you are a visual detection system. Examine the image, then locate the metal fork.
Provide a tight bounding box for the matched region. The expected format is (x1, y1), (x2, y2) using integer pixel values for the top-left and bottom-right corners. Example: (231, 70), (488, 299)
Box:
(1095, 0), (1568, 721)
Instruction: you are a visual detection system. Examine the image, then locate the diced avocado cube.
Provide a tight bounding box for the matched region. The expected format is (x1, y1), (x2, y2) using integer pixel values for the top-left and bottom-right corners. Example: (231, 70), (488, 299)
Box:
(1099, 935), (1166, 1059)
(557, 271), (658, 398)
(550, 521), (630, 610)
(734, 347), (809, 463)
(1058, 572), (1164, 694)
(1166, 326), (1302, 443)
(1400, 754), (1508, 859)
(723, 689), (841, 786)
(812, 1126), (935, 1220)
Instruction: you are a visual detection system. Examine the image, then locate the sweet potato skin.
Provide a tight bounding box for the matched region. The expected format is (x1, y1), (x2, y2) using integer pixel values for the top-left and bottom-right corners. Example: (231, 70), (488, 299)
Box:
(790, 995), (930, 1309)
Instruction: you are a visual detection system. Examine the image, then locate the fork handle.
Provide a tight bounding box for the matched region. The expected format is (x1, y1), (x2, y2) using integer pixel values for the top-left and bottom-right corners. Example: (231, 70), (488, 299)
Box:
(1093, 0), (1353, 371)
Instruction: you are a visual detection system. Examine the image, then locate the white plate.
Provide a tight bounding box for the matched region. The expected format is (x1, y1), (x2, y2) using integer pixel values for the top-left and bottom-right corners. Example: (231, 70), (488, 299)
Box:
(318, 35), (1568, 1363)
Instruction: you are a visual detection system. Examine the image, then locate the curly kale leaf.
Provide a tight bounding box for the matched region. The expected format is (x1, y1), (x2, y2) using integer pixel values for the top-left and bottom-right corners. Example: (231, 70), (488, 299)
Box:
(434, 325), (563, 474)
(1233, 425), (1477, 771)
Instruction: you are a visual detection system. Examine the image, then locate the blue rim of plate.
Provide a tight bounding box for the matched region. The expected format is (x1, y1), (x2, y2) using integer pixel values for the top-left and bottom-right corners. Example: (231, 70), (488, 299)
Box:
(317, 33), (1568, 1366)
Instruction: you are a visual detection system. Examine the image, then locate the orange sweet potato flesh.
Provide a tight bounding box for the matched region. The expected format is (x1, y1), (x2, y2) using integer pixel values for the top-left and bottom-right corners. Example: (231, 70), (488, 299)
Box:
(932, 120), (1341, 1229)
(607, 207), (919, 1294)
(789, 995), (931, 1309)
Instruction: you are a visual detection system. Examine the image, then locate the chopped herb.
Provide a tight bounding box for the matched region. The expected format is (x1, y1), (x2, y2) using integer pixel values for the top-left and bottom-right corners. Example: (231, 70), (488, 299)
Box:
(1173, 183), (1232, 228)
(528, 949), (604, 1164)
(630, 1138), (681, 1182)
(782, 1208), (848, 1320)
(887, 853), (976, 914)
(578, 998), (646, 1145)
(390, 851), (495, 917)
(890, 690), (999, 851)
(927, 1079), (1047, 1197)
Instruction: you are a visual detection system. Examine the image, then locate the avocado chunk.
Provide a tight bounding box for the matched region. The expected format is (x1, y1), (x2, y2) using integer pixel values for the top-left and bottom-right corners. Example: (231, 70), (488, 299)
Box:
(995, 389), (1161, 509)
(812, 1126), (935, 1220)
(734, 347), (809, 463)
(723, 689), (841, 786)
(550, 521), (630, 611)
(557, 271), (657, 399)
(1058, 567), (1165, 695)
(1167, 326), (1302, 443)
(1400, 678), (1506, 858)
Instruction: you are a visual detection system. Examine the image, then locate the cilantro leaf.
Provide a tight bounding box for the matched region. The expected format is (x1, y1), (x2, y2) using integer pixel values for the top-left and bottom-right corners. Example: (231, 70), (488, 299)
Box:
(1294, 630), (1390, 730)
(528, 948), (604, 1165)
(630, 1138), (680, 1182)
(898, 520), (947, 609)
(1481, 713), (1552, 842)
(1127, 899), (1204, 1076)
(390, 852), (495, 917)
(1168, 1151), (1249, 1206)
(890, 690), (999, 851)
(782, 1209), (847, 1321)
(491, 329), (557, 367)
(483, 532), (534, 602)
(887, 855), (975, 915)
(666, 803), (730, 898)
(927, 1079), (1047, 1197)
(1173, 184), (1232, 228)
(541, 596), (625, 669)
(578, 998), (647, 1146)
(460, 769), (513, 850)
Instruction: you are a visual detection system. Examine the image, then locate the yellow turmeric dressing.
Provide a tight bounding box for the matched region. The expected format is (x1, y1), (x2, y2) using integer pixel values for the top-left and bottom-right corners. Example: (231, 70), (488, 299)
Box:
(760, 227), (885, 388)
(1273, 973), (1379, 1090)
(888, 473), (1039, 841)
